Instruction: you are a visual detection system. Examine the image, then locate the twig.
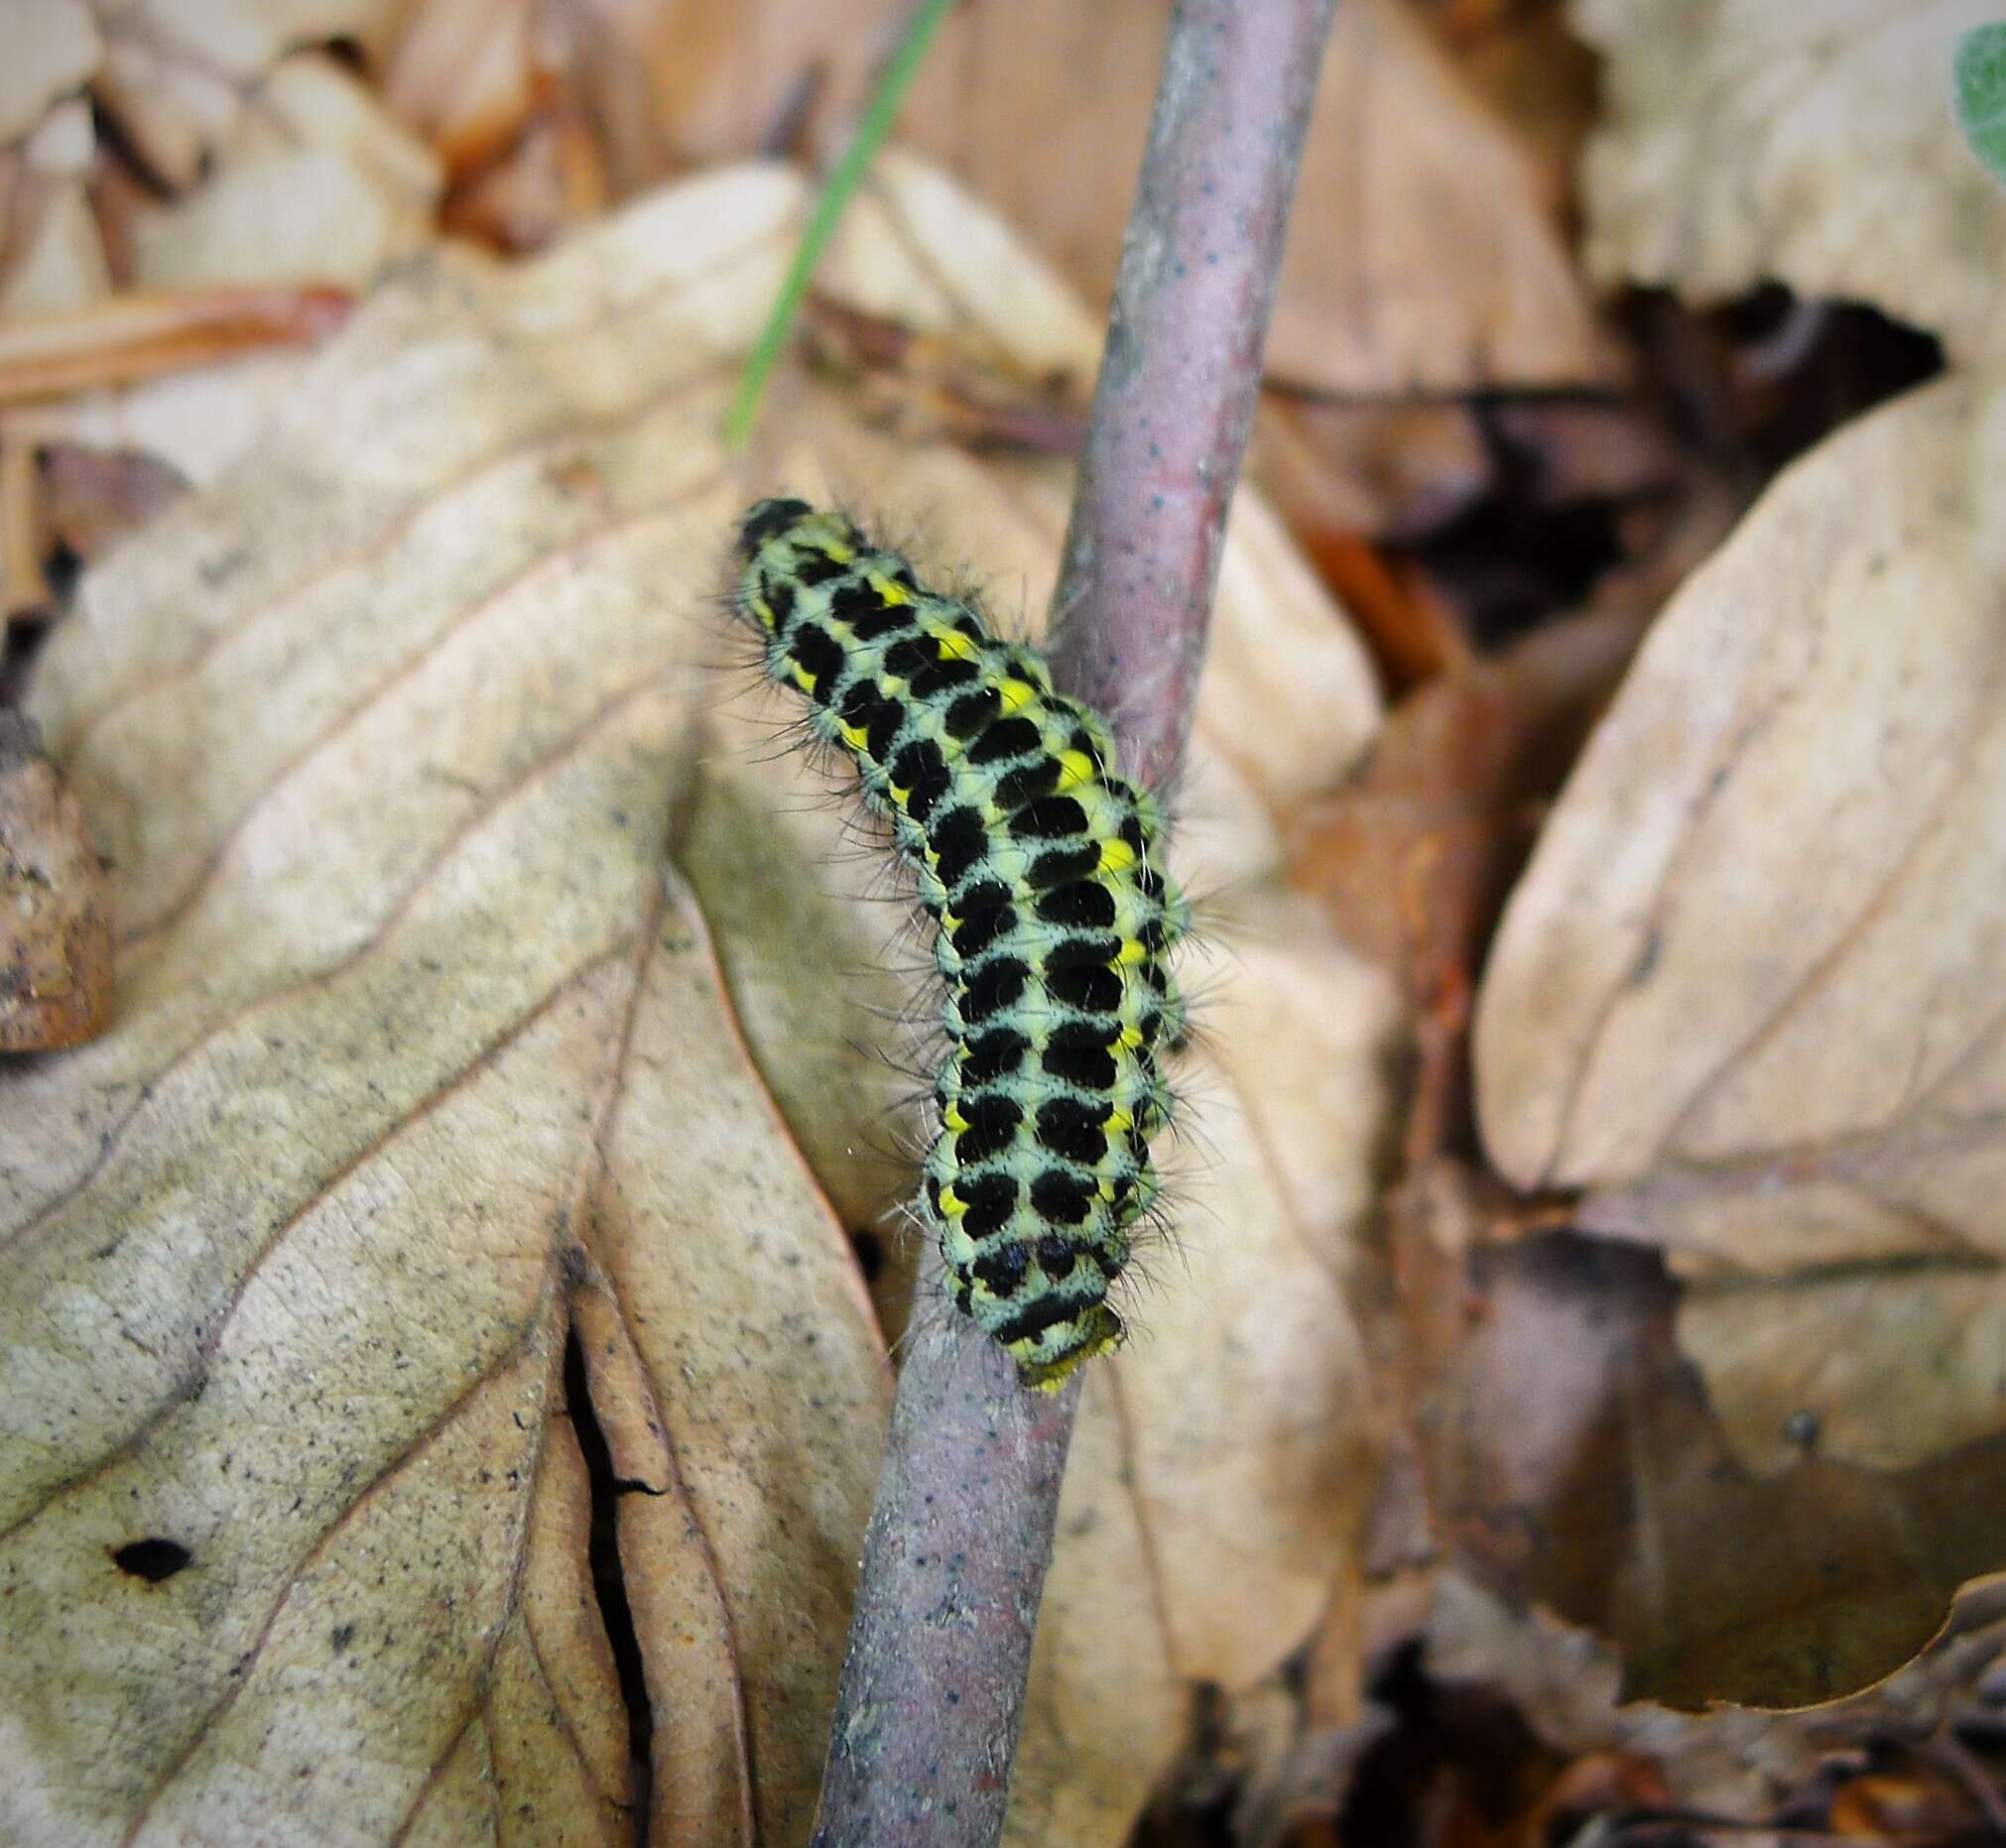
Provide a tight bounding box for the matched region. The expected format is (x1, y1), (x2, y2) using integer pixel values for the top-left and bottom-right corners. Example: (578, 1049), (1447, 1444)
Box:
(810, 3), (1337, 1842)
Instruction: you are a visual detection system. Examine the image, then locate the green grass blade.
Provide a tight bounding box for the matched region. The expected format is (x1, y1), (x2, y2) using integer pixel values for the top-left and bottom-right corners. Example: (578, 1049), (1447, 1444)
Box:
(723, 0), (958, 449)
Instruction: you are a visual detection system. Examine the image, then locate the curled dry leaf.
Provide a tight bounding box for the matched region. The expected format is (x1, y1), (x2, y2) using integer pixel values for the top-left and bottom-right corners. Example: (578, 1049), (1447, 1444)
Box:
(1428, 1566), (2006, 1818)
(0, 155), (1397, 1844)
(1577, 0), (2006, 366)
(1469, 377), (2006, 1698)
(0, 711), (113, 1049)
(1413, 1234), (2006, 1710)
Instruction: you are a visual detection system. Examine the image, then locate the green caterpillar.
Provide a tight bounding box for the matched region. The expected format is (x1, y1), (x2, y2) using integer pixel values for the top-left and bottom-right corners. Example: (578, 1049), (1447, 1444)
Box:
(732, 499), (1190, 1390)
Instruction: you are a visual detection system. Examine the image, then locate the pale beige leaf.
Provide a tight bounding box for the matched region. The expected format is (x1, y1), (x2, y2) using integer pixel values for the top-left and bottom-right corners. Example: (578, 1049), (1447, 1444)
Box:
(0, 176), (110, 317)
(1, 149), (1393, 1846)
(5, 350), (315, 484)
(89, 0), (402, 187)
(1477, 375), (2006, 1220)
(1577, 0), (2006, 365)
(0, 0), (99, 147)
(124, 54), (442, 293)
(21, 93), (94, 179)
(822, 146), (1105, 394)
(1473, 372), (2006, 1475)
(0, 161), (886, 1847)
(1675, 1268), (2006, 1475)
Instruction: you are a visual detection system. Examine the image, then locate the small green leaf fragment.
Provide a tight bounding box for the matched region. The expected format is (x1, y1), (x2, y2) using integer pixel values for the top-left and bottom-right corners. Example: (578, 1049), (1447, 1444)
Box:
(1952, 22), (2006, 185)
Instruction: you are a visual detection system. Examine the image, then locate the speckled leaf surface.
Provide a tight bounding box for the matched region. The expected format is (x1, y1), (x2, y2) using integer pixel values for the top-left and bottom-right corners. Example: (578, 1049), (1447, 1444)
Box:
(1, 157), (1395, 1844)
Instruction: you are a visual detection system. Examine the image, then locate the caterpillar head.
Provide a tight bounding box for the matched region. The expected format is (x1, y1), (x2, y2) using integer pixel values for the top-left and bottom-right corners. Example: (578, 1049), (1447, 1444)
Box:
(736, 496), (814, 562)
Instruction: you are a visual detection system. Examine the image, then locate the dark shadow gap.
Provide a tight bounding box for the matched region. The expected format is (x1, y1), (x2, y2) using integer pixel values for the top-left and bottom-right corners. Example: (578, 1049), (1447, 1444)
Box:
(564, 1327), (656, 1845)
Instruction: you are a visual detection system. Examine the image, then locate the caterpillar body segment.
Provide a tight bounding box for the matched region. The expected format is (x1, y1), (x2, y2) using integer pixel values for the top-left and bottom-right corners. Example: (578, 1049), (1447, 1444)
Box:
(733, 497), (1190, 1390)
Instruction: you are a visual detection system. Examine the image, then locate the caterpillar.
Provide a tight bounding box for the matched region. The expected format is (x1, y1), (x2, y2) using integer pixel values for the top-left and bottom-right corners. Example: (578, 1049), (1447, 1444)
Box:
(731, 498), (1191, 1391)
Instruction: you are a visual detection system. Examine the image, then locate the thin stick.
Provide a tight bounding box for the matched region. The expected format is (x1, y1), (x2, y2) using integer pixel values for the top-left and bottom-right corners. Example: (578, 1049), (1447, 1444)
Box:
(810, 3), (1337, 1843)
(721, 0), (959, 450)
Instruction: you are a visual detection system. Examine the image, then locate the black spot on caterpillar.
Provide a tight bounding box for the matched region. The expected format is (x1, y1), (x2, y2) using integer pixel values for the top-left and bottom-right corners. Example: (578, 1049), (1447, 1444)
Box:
(732, 498), (1191, 1391)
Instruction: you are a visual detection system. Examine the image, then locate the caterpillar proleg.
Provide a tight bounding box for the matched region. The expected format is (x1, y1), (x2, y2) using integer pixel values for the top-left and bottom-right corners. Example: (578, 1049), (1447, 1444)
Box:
(732, 498), (1191, 1390)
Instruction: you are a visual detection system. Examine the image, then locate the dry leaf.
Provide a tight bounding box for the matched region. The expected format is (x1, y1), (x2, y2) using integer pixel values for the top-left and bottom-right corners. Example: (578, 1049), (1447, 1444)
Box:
(1415, 0), (1598, 218)
(122, 54), (442, 294)
(1476, 375), (2006, 1249)
(90, 0), (399, 189)
(1412, 1234), (2006, 1709)
(0, 710), (113, 1049)
(381, 0), (538, 177)
(1254, 394), (1493, 549)
(508, 0), (1612, 397)
(1472, 374), (2006, 1495)
(886, 0), (1617, 396)
(0, 100), (111, 318)
(40, 443), (191, 565)
(0, 285), (351, 405)
(1428, 1567), (2006, 1818)
(1577, 0), (2006, 366)
(0, 0), (99, 147)
(440, 107), (608, 254)
(1294, 608), (1645, 995)
(1426, 371), (2006, 1706)
(3, 348), (318, 486)
(0, 154), (1397, 1845)
(1263, 0), (1616, 395)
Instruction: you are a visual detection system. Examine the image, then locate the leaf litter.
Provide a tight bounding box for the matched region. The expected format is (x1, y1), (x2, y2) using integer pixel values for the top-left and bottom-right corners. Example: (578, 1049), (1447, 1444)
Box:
(0, 154), (1399, 1845)
(13, 0), (2006, 1840)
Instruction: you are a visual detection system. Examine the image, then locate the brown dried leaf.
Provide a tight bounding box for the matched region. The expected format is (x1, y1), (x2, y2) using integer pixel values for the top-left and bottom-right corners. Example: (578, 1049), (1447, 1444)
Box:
(1294, 609), (1645, 997)
(1254, 394), (1493, 550)
(0, 157), (1396, 1845)
(380, 0), (538, 177)
(1415, 0), (1598, 218)
(1263, 0), (1617, 395)
(440, 107), (608, 255)
(523, 0), (1613, 396)
(1427, 1566), (2006, 1818)
(0, 711), (112, 1049)
(1577, 0), (2006, 366)
(1413, 1235), (2006, 1711)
